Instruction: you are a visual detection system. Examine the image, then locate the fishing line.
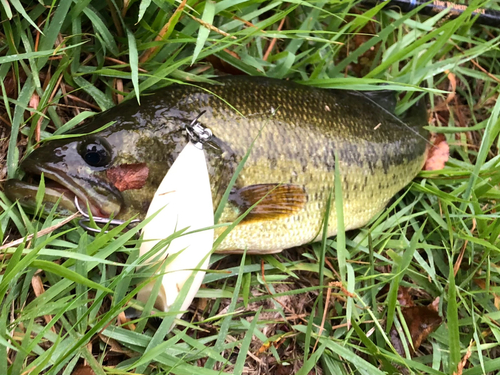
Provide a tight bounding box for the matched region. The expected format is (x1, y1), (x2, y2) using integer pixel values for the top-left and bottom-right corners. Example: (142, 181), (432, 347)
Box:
(356, 0), (500, 195)
(378, 94), (499, 197)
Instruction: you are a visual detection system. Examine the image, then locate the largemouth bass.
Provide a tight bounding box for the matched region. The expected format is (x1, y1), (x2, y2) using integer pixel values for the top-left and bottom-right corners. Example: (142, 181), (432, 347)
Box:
(4, 76), (429, 253)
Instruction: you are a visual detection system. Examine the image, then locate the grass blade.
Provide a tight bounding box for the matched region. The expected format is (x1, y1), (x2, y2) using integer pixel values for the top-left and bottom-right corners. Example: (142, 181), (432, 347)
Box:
(8, 0), (42, 33)
(31, 260), (113, 293)
(191, 0), (216, 65)
(126, 27), (140, 103)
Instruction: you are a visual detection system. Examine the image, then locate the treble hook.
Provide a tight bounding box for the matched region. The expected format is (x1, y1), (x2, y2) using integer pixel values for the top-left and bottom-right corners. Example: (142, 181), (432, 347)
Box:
(184, 110), (212, 149)
(75, 196), (140, 234)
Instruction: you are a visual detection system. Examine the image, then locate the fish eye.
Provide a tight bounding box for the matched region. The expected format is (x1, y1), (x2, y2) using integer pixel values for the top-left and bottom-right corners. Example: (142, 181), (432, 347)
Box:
(79, 138), (112, 167)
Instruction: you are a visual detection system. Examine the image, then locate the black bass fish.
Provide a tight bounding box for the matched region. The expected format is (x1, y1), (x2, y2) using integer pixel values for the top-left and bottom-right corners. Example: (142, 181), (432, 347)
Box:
(4, 76), (429, 253)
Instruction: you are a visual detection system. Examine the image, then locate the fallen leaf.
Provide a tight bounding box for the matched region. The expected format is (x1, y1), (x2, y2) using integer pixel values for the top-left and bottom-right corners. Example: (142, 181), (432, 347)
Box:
(474, 278), (500, 310)
(402, 300), (442, 350)
(445, 70), (457, 104)
(98, 333), (126, 354)
(117, 310), (136, 331)
(29, 93), (40, 112)
(430, 297), (440, 312)
(453, 339), (473, 375)
(424, 133), (449, 171)
(275, 364), (294, 375)
(197, 297), (208, 312)
(397, 286), (414, 307)
(391, 288), (442, 356)
(206, 53), (246, 75)
(72, 365), (95, 375)
(107, 163), (149, 191)
(31, 275), (56, 332)
(390, 326), (406, 357)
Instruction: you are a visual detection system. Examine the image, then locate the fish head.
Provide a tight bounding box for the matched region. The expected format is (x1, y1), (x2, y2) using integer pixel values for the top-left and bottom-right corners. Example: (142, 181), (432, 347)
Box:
(5, 131), (127, 218)
(4, 113), (224, 221)
(6, 104), (187, 219)
(4, 84), (238, 221)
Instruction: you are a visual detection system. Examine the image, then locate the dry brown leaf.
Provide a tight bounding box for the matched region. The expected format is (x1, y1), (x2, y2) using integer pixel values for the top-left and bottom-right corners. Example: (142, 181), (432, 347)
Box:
(397, 286), (414, 307)
(206, 54), (246, 75)
(495, 295), (500, 310)
(98, 333), (126, 354)
(474, 278), (500, 310)
(115, 78), (124, 104)
(107, 163), (149, 191)
(474, 278), (486, 290)
(257, 341), (273, 355)
(29, 93), (40, 111)
(263, 17), (286, 61)
(424, 133), (449, 171)
(430, 297), (440, 312)
(402, 302), (442, 350)
(453, 339), (473, 375)
(391, 288), (442, 356)
(31, 275), (56, 332)
(445, 70), (457, 104)
(197, 297), (208, 312)
(117, 311), (136, 331)
(31, 275), (45, 297)
(72, 365), (95, 375)
(139, 0), (188, 63)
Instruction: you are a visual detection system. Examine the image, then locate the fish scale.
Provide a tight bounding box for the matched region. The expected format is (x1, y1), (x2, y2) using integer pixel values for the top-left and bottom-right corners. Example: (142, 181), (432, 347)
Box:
(4, 76), (429, 253)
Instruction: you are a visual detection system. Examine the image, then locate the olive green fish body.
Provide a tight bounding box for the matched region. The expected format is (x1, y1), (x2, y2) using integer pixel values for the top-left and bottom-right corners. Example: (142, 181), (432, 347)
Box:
(4, 76), (428, 253)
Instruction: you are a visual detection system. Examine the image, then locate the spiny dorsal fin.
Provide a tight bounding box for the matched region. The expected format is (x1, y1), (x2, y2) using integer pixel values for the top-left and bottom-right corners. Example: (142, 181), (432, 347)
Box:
(230, 183), (307, 222)
(357, 90), (397, 114)
(400, 95), (429, 130)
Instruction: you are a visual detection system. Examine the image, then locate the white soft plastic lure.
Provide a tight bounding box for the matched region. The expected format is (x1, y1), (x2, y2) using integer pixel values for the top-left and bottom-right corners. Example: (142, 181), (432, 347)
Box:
(137, 141), (214, 314)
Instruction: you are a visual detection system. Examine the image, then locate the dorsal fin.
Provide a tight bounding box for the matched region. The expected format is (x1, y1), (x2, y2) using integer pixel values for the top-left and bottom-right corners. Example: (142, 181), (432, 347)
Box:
(400, 95), (429, 130)
(358, 90), (398, 114)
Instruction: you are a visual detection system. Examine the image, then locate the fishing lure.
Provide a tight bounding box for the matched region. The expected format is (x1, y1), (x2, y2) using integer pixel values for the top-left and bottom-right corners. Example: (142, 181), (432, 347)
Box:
(136, 114), (215, 315)
(76, 113), (215, 319)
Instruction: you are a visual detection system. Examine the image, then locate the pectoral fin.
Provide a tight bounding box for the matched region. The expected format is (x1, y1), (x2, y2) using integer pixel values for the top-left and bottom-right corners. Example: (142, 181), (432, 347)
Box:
(229, 183), (307, 222)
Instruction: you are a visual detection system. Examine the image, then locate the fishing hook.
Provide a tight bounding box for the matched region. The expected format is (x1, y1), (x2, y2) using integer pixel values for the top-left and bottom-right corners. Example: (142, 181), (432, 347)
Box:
(76, 111), (212, 234)
(184, 110), (212, 149)
(75, 196), (140, 234)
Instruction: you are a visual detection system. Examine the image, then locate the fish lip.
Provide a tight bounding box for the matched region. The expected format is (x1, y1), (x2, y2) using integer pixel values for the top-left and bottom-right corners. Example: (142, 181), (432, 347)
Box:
(22, 163), (112, 218)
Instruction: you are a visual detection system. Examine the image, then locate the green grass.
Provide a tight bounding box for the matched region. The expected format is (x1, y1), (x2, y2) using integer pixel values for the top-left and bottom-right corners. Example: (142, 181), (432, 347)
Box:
(1, 0), (500, 374)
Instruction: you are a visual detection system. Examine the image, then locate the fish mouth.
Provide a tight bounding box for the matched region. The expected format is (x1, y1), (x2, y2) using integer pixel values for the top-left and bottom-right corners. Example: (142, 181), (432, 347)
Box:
(5, 165), (119, 218)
